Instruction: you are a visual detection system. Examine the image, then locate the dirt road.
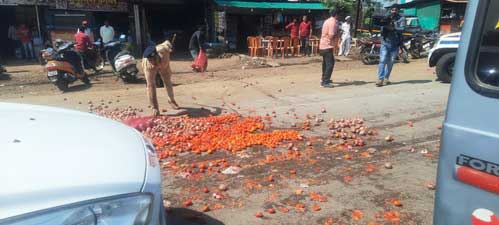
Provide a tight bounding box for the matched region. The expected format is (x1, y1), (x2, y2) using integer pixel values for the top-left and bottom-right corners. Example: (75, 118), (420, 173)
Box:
(0, 57), (448, 225)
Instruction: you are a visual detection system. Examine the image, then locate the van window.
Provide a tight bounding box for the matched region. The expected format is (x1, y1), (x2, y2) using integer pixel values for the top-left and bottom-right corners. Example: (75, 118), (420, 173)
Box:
(467, 0), (499, 97)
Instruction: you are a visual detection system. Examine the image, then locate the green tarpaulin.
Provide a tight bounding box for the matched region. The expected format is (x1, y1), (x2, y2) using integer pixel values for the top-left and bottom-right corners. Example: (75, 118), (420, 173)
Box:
(214, 0), (327, 10)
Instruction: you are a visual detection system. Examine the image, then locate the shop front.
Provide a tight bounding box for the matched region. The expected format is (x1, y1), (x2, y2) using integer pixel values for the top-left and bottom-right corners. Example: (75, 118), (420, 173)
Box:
(43, 0), (129, 44)
(213, 0), (328, 51)
(0, 0), (49, 60)
(399, 0), (468, 34)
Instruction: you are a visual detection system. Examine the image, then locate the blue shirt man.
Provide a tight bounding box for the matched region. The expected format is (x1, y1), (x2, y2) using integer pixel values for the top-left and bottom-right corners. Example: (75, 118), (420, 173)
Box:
(376, 4), (405, 87)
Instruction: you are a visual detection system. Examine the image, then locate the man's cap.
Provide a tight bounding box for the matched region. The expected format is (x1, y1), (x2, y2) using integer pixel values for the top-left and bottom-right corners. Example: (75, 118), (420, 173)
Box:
(82, 20), (88, 25)
(345, 16), (351, 20)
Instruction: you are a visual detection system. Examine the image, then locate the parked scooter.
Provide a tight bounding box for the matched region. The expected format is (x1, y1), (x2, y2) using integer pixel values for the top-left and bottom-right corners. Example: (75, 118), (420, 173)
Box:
(103, 35), (138, 83)
(44, 42), (91, 91)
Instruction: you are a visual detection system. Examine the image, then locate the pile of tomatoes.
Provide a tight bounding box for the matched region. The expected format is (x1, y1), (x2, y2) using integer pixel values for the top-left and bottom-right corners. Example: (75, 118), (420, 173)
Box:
(137, 113), (301, 159)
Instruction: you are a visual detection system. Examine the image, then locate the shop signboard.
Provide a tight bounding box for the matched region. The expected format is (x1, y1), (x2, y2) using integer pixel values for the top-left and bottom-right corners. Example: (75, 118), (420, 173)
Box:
(0, 0), (55, 5)
(56, 0), (127, 12)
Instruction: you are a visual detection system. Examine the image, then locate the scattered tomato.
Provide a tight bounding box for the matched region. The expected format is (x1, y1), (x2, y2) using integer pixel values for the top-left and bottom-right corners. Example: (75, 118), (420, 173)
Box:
(352, 209), (363, 221)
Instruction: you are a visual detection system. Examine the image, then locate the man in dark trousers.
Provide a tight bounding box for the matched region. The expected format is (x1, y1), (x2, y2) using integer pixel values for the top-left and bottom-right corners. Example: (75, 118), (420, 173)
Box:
(188, 26), (206, 60)
(319, 10), (339, 88)
(376, 4), (405, 87)
(299, 15), (313, 56)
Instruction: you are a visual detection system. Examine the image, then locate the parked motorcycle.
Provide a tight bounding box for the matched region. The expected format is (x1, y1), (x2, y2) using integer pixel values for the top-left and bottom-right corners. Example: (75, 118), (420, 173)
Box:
(359, 33), (409, 65)
(359, 34), (381, 65)
(44, 42), (91, 91)
(408, 30), (438, 59)
(0, 64), (6, 75)
(103, 35), (138, 83)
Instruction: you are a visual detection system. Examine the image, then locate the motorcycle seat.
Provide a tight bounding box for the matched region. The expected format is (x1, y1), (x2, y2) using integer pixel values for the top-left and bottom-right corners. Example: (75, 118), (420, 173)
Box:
(104, 41), (119, 48)
(114, 51), (132, 60)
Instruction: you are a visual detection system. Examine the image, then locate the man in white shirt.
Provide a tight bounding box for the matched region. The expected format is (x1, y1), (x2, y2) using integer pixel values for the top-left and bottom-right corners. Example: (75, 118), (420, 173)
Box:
(338, 16), (352, 56)
(100, 20), (115, 44)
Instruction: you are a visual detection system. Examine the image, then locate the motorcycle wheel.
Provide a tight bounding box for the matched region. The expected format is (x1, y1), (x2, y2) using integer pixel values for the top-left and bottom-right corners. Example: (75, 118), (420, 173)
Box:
(55, 79), (69, 92)
(93, 56), (105, 73)
(399, 50), (410, 63)
(121, 73), (137, 83)
(410, 48), (421, 59)
(81, 76), (91, 86)
(360, 48), (374, 65)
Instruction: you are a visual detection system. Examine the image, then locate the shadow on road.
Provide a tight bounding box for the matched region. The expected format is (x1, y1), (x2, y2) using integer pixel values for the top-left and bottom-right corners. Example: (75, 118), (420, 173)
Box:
(5, 70), (30, 74)
(64, 84), (91, 93)
(181, 106), (222, 117)
(391, 79), (432, 85)
(334, 80), (374, 87)
(0, 73), (12, 81)
(166, 208), (225, 225)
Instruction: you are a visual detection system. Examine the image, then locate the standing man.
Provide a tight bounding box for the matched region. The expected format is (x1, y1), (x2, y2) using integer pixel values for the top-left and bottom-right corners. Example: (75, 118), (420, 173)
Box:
(319, 10), (339, 88)
(188, 26), (206, 60)
(100, 20), (115, 44)
(16, 24), (33, 60)
(299, 15), (313, 56)
(74, 25), (93, 75)
(376, 4), (405, 87)
(7, 24), (18, 58)
(338, 16), (352, 56)
(286, 18), (300, 56)
(286, 18), (300, 39)
(78, 20), (94, 42)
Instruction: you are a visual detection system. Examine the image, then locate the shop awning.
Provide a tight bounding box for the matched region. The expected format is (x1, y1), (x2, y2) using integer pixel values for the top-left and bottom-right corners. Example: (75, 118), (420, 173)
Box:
(214, 0), (327, 10)
(398, 0), (467, 8)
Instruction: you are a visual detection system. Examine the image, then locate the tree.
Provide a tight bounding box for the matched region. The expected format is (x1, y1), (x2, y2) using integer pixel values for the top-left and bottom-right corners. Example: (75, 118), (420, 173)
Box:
(321, 0), (356, 15)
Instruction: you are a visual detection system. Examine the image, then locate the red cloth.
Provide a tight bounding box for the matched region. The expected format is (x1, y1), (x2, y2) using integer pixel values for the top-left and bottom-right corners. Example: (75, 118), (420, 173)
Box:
(16, 27), (31, 44)
(123, 116), (155, 132)
(192, 49), (208, 72)
(285, 22), (299, 38)
(74, 31), (93, 52)
(299, 21), (312, 37)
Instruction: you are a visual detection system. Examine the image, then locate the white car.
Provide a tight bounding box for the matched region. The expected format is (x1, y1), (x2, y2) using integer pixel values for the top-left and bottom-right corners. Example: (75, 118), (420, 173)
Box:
(428, 32), (461, 83)
(0, 103), (166, 225)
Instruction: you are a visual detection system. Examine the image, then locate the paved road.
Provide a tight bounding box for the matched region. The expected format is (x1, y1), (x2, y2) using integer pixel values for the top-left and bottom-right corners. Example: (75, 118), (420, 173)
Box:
(1, 58), (449, 225)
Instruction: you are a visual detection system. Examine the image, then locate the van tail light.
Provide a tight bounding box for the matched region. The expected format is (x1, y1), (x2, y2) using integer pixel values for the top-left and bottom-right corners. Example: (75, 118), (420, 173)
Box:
(472, 209), (499, 225)
(456, 155), (499, 194)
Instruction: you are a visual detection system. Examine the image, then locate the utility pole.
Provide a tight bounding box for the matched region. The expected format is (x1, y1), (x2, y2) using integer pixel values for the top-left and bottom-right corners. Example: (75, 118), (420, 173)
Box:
(354, 0), (362, 37)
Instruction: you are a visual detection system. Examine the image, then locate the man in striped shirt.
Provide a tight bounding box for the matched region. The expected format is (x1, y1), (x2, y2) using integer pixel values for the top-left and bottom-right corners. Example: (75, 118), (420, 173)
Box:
(319, 10), (339, 88)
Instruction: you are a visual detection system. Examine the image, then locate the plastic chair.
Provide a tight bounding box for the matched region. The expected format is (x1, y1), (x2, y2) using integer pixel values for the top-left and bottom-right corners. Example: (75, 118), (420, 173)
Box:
(247, 36), (255, 57)
(254, 36), (264, 57)
(263, 36), (273, 57)
(309, 35), (320, 55)
(277, 36), (292, 58)
(269, 37), (279, 57)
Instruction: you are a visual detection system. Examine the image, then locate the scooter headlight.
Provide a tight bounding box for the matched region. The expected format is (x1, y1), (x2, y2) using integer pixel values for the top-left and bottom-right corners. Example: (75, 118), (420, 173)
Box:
(1, 193), (153, 225)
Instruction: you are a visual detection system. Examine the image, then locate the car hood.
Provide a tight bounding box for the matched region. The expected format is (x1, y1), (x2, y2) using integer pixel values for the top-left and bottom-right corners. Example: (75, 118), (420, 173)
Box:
(440, 32), (461, 40)
(0, 103), (147, 219)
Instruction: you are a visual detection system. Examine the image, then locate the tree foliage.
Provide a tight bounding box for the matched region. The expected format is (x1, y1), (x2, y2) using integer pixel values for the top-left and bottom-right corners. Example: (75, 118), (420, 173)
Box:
(320, 0), (356, 14)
